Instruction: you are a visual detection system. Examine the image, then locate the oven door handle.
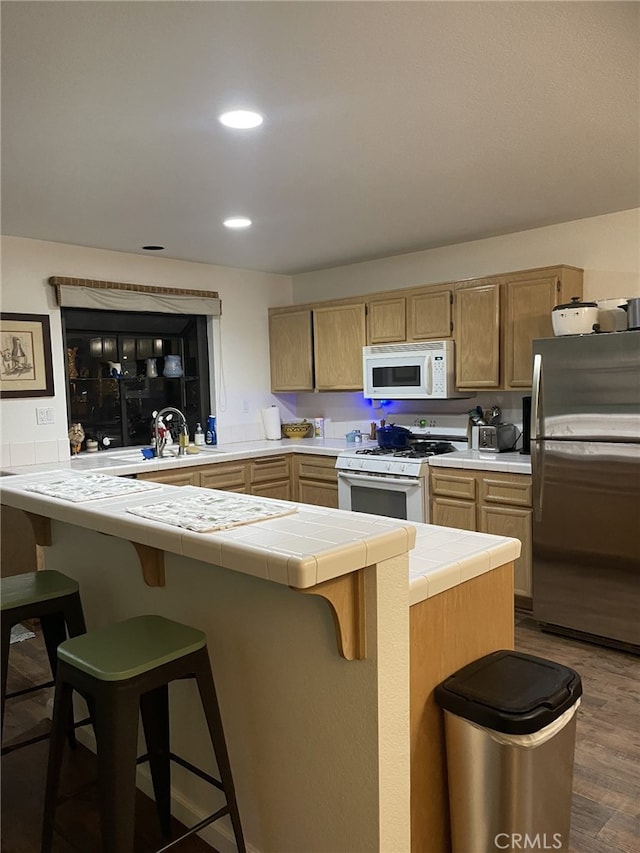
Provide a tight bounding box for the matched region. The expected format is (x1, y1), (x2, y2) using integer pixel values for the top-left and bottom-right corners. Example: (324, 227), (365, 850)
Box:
(337, 472), (421, 487)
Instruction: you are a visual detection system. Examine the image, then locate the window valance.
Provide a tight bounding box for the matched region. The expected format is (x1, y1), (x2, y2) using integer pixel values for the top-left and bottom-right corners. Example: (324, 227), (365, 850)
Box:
(49, 277), (221, 317)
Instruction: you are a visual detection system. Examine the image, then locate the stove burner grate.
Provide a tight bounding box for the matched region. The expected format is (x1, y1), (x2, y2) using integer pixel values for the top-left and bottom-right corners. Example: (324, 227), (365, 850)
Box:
(355, 441), (455, 458)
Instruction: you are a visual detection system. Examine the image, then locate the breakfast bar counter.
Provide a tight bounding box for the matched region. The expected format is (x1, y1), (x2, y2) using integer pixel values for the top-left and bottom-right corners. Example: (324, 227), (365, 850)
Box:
(1, 470), (519, 853)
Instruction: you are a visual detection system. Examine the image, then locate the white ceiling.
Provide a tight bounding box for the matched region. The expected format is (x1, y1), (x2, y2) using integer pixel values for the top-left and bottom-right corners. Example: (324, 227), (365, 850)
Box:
(2, 1), (639, 276)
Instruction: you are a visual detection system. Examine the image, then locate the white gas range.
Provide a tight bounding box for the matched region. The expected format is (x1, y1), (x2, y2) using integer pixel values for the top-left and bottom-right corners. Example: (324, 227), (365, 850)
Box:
(335, 419), (468, 523)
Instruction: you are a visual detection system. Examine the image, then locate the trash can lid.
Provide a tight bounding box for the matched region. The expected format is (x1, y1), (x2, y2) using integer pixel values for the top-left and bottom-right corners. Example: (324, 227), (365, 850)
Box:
(434, 650), (583, 734)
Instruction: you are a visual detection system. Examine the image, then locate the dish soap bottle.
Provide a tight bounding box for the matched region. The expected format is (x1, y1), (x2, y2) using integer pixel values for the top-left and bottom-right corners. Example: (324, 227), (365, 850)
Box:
(194, 423), (205, 446)
(205, 415), (217, 446)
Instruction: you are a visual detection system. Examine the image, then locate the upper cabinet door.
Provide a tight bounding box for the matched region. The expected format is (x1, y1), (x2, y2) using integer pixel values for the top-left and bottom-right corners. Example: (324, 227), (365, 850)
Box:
(313, 303), (366, 390)
(504, 275), (559, 389)
(503, 267), (583, 389)
(455, 281), (501, 388)
(269, 309), (314, 392)
(407, 288), (453, 340)
(367, 297), (406, 344)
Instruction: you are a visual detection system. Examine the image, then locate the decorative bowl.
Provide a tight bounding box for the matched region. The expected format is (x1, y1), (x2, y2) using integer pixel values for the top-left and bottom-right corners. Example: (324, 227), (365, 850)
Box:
(281, 421), (312, 439)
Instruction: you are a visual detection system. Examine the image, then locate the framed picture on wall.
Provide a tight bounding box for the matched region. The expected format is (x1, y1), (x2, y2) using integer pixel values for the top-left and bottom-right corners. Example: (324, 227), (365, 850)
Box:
(0, 313), (55, 398)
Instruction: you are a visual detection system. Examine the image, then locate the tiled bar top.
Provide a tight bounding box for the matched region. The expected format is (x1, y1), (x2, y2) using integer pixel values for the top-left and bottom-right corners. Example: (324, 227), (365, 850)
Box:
(407, 521), (520, 606)
(0, 470), (416, 590)
(1, 469), (520, 605)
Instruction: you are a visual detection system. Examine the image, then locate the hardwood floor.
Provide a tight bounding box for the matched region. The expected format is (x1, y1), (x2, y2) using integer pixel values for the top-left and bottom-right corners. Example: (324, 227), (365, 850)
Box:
(514, 612), (640, 853)
(2, 616), (638, 852)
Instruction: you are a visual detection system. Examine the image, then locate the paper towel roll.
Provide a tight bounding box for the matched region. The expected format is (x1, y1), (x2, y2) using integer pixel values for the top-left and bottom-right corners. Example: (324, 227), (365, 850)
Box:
(261, 406), (282, 440)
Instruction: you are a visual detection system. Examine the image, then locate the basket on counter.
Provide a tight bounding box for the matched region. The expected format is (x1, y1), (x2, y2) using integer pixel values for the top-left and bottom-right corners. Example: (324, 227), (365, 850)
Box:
(281, 421), (313, 439)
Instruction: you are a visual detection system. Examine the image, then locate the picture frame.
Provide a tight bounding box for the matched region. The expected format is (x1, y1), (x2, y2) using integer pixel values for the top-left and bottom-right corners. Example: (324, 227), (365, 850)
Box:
(0, 312), (55, 399)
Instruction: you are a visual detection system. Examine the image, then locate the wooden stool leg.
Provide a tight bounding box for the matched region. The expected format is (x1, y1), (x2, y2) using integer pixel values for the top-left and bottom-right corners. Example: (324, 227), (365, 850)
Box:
(41, 671), (74, 853)
(94, 686), (140, 853)
(140, 685), (172, 838)
(193, 651), (246, 853)
(0, 616), (12, 733)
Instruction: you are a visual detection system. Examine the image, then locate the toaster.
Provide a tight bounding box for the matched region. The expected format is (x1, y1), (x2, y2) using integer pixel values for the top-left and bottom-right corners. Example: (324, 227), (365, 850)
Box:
(478, 424), (518, 453)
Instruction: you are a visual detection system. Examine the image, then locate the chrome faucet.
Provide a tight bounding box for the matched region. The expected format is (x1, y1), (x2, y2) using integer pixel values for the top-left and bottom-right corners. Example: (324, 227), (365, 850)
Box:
(153, 407), (188, 457)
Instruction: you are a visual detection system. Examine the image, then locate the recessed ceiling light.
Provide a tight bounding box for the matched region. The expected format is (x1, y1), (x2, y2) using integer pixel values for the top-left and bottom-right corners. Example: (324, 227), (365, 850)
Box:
(224, 217), (252, 229)
(142, 245), (165, 251)
(218, 110), (263, 129)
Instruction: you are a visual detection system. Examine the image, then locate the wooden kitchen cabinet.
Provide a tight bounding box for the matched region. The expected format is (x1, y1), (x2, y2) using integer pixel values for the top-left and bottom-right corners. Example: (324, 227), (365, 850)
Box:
(199, 460), (249, 493)
(503, 267), (583, 389)
(293, 454), (339, 508)
(407, 288), (453, 341)
(134, 453), (341, 507)
(248, 455), (291, 500)
(430, 467), (533, 604)
(137, 469), (201, 487)
(144, 455), (292, 498)
(367, 296), (406, 344)
(268, 264), (582, 394)
(269, 301), (365, 391)
(454, 265), (583, 391)
(454, 279), (501, 389)
(313, 303), (366, 390)
(366, 287), (453, 345)
(269, 309), (314, 392)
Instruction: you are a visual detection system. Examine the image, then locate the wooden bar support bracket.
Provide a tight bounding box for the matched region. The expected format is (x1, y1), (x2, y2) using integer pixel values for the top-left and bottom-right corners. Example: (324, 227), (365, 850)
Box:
(293, 570), (366, 661)
(25, 513), (52, 546)
(130, 542), (165, 587)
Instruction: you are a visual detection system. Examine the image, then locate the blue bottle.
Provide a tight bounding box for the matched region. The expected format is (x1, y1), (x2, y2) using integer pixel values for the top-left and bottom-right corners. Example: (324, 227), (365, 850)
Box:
(205, 415), (217, 446)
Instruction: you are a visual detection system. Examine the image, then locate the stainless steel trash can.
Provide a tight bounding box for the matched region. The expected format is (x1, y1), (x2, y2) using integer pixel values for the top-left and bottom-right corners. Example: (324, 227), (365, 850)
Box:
(435, 650), (582, 853)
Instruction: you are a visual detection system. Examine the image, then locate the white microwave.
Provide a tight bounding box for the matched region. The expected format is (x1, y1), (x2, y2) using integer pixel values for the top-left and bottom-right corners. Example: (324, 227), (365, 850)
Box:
(363, 341), (466, 400)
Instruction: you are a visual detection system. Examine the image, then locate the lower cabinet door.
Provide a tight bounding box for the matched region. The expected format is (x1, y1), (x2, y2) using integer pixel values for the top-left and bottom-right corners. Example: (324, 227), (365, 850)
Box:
(479, 504), (532, 599)
(297, 479), (339, 509)
(250, 481), (292, 501)
(430, 497), (477, 531)
(137, 470), (199, 487)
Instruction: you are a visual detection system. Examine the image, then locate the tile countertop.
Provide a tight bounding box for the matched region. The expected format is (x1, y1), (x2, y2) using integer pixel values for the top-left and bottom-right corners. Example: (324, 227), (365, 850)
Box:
(0, 468), (520, 606)
(428, 449), (531, 475)
(2, 438), (531, 478)
(1, 437), (354, 477)
(0, 469), (415, 590)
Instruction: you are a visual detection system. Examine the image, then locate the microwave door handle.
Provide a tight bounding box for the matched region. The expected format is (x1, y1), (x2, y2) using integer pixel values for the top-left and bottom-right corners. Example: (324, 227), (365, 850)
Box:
(425, 356), (433, 396)
(531, 354), (544, 521)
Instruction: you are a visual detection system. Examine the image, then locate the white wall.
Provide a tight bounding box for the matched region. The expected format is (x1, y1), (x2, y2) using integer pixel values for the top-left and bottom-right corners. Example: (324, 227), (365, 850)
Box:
(291, 209), (640, 303)
(0, 236), (292, 465)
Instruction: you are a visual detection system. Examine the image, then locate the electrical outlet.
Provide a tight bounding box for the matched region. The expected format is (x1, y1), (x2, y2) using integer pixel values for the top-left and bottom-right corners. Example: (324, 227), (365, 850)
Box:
(241, 399), (250, 415)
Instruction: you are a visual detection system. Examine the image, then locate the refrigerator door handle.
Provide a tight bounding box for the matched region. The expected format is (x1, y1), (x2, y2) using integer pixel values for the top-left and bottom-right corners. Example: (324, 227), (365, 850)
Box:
(531, 353), (544, 521)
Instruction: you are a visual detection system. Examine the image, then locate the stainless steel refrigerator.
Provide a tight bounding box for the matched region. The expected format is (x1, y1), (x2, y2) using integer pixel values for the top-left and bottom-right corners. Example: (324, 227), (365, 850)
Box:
(531, 331), (640, 652)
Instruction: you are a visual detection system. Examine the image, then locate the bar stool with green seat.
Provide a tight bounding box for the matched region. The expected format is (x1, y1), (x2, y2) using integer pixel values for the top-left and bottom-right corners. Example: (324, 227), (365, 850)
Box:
(41, 614), (246, 853)
(1, 569), (87, 754)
